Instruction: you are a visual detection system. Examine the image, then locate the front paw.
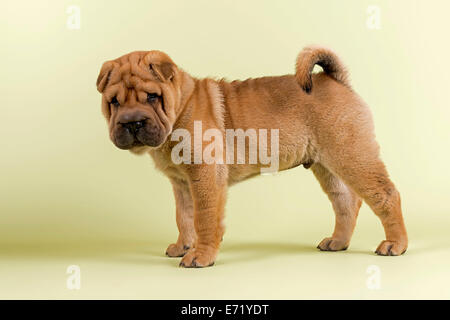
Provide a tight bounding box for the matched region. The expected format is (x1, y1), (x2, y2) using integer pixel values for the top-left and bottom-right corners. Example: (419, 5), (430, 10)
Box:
(179, 248), (216, 268)
(317, 237), (349, 251)
(165, 243), (191, 257)
(375, 240), (407, 256)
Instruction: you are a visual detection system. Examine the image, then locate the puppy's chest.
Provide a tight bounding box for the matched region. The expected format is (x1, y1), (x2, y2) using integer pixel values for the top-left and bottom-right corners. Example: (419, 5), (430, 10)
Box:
(149, 149), (187, 181)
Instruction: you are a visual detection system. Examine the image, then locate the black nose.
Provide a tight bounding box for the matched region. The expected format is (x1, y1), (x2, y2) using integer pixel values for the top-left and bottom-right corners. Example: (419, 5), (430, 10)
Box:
(122, 120), (145, 134)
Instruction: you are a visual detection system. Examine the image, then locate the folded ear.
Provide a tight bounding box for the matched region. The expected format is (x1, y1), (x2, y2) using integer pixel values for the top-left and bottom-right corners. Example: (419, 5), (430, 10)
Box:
(150, 62), (175, 82)
(96, 62), (113, 93)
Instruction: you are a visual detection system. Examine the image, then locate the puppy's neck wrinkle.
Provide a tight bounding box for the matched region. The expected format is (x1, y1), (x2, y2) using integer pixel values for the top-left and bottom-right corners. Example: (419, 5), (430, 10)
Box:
(174, 76), (226, 132)
(172, 72), (197, 132)
(217, 79), (240, 131)
(176, 71), (196, 123)
(204, 79), (225, 132)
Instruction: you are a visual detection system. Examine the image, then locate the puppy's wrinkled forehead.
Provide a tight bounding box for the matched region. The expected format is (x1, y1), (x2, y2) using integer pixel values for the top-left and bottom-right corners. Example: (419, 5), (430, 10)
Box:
(96, 51), (175, 100)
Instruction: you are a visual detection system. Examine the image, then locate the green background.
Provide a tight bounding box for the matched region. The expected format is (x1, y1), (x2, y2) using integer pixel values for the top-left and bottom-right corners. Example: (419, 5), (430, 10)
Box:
(1, 0), (449, 299)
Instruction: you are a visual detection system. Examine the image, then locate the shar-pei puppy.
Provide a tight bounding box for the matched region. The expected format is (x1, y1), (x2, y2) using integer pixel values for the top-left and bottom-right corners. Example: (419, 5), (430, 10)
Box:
(96, 46), (407, 267)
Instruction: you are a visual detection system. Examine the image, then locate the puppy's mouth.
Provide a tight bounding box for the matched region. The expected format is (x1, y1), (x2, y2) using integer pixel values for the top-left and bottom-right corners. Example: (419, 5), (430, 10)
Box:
(112, 119), (166, 150)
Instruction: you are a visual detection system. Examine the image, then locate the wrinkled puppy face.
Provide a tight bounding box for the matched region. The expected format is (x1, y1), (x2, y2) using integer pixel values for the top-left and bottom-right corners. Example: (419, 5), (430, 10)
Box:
(96, 51), (180, 151)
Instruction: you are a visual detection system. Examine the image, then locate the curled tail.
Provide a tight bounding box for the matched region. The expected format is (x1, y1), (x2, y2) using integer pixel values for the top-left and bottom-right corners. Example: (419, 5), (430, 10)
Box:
(295, 46), (350, 93)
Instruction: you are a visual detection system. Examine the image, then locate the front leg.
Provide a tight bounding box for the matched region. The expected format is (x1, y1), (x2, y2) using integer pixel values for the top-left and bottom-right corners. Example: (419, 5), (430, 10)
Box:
(180, 164), (227, 268)
(166, 178), (196, 257)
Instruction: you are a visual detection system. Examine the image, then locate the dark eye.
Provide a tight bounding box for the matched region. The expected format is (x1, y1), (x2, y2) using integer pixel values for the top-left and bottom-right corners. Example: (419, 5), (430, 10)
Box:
(110, 96), (120, 107)
(147, 93), (159, 104)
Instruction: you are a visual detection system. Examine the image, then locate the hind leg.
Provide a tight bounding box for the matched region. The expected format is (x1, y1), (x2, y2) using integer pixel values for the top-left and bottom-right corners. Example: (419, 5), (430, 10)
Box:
(323, 154), (408, 256)
(312, 163), (362, 251)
